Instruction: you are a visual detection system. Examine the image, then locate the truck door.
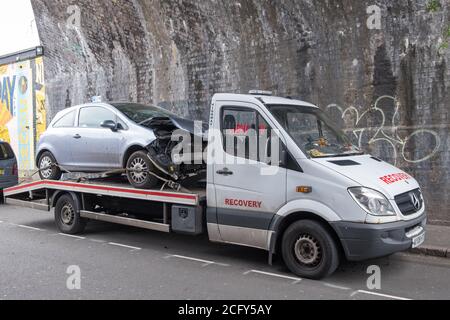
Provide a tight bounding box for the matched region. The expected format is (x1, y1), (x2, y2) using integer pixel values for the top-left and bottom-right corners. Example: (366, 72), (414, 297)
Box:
(212, 102), (287, 250)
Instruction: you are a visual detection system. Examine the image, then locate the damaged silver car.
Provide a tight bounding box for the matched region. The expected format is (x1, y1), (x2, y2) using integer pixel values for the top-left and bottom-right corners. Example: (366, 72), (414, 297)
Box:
(36, 102), (207, 189)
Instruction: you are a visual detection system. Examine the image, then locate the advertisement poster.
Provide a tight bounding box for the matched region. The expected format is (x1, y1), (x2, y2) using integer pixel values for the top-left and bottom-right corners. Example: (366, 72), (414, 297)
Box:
(0, 57), (45, 172)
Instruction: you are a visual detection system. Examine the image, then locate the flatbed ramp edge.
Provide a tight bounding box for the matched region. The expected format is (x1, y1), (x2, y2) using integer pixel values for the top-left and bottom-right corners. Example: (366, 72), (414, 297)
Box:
(2, 180), (206, 234)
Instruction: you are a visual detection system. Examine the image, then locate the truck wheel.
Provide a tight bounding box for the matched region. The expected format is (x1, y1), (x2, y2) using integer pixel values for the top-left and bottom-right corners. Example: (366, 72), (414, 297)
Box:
(54, 194), (86, 234)
(126, 151), (158, 189)
(281, 220), (340, 280)
(38, 151), (62, 181)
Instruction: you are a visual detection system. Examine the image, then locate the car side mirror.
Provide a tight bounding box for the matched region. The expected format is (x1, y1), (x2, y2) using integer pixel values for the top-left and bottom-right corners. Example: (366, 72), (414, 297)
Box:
(101, 120), (118, 132)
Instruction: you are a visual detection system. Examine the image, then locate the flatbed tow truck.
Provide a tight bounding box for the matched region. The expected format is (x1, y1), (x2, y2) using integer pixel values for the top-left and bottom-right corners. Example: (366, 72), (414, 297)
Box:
(1, 92), (427, 279)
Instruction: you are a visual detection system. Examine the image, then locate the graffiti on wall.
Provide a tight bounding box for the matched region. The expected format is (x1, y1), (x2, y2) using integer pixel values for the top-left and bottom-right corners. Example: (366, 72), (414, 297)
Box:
(326, 95), (441, 166)
(0, 58), (45, 172)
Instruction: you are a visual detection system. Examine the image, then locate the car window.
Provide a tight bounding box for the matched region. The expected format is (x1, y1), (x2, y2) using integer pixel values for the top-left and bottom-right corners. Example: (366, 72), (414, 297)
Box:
(111, 103), (177, 123)
(0, 142), (15, 160)
(53, 110), (75, 128)
(79, 107), (116, 128)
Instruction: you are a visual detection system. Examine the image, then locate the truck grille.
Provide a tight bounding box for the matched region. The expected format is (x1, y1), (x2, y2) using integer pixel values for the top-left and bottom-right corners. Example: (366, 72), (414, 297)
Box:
(395, 189), (423, 216)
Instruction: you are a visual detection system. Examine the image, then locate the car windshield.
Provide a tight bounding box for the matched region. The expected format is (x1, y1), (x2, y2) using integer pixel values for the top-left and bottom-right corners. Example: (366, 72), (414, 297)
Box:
(111, 103), (177, 124)
(268, 105), (362, 158)
(0, 142), (14, 160)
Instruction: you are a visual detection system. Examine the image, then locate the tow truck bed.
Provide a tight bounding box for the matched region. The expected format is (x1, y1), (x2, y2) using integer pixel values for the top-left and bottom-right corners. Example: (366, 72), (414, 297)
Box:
(3, 179), (206, 234)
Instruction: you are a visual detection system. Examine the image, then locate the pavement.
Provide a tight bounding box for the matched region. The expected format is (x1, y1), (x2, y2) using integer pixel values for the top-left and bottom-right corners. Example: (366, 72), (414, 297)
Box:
(0, 204), (449, 300)
(410, 224), (450, 259)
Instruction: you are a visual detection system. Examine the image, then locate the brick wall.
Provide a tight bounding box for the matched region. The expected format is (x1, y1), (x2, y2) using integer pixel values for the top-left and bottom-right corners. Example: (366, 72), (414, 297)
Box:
(31, 0), (450, 225)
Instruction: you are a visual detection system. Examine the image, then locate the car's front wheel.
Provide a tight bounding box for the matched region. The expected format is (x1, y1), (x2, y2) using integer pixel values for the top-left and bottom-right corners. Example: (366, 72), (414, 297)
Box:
(38, 151), (62, 181)
(282, 220), (340, 280)
(126, 151), (158, 189)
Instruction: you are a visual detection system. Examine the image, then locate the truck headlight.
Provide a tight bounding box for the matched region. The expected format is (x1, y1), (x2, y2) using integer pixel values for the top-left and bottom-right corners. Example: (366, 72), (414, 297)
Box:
(348, 187), (396, 216)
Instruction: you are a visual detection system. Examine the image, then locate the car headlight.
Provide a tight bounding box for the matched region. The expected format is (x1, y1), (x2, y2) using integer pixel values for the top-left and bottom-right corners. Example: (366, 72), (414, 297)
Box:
(348, 187), (396, 216)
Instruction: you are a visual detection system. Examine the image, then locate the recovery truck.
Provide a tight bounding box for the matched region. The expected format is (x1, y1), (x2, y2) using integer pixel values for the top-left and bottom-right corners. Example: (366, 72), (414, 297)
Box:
(2, 92), (427, 279)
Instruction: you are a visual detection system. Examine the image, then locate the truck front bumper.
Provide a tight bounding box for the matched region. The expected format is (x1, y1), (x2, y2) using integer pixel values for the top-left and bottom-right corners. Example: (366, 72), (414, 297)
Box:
(331, 214), (427, 261)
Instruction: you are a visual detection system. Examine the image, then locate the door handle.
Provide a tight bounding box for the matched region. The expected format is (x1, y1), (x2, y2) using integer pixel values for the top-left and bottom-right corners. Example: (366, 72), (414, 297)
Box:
(73, 134), (81, 139)
(216, 168), (233, 176)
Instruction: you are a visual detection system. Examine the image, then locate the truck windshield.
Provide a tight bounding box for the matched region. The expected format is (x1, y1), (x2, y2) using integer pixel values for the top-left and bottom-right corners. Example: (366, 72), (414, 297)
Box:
(112, 103), (178, 124)
(268, 105), (362, 158)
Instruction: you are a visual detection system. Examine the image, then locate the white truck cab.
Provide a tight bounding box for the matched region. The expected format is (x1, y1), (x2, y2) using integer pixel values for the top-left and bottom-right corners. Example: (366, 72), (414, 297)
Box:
(206, 92), (426, 279)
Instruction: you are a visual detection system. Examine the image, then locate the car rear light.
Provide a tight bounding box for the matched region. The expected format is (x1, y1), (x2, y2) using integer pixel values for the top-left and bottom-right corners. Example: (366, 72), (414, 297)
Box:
(12, 162), (18, 176)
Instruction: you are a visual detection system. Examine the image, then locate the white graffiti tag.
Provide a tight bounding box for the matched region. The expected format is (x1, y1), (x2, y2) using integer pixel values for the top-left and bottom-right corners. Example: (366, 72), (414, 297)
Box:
(326, 96), (441, 165)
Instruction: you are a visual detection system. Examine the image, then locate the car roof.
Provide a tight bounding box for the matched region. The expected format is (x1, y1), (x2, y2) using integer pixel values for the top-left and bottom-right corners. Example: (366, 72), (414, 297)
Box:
(212, 93), (318, 108)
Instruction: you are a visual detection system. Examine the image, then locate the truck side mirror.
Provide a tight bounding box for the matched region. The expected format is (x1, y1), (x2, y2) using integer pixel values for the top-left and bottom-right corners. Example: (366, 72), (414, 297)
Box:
(264, 136), (287, 167)
(279, 145), (287, 167)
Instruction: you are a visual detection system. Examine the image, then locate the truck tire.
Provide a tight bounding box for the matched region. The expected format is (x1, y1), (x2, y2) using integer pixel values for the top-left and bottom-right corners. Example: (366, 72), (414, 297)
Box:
(54, 194), (86, 234)
(126, 151), (158, 189)
(38, 151), (62, 181)
(281, 220), (340, 280)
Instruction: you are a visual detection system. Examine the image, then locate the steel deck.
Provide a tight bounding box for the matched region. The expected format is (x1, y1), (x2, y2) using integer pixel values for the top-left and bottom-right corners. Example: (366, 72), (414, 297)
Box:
(3, 180), (204, 206)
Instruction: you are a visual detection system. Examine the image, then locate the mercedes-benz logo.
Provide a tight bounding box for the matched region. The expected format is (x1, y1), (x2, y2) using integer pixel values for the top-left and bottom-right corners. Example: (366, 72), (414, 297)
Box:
(410, 193), (421, 210)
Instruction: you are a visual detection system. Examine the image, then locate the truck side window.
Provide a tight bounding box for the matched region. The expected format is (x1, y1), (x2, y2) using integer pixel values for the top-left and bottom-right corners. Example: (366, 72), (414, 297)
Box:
(221, 108), (274, 162)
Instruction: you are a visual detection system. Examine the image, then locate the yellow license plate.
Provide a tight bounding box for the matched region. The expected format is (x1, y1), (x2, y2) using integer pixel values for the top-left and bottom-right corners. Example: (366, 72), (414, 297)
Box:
(0, 169), (4, 175)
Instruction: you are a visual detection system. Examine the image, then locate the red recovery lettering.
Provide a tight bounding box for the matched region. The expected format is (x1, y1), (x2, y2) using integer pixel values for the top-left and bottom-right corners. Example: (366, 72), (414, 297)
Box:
(225, 198), (262, 209)
(379, 173), (411, 185)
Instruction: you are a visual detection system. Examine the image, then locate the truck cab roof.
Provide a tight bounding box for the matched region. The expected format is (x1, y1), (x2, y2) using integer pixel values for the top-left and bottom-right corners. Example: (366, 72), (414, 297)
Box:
(212, 93), (318, 108)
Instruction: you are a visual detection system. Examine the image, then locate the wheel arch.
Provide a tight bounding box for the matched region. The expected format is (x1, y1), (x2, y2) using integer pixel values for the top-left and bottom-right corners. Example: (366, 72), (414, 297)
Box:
(36, 149), (52, 167)
(51, 190), (82, 212)
(270, 211), (345, 260)
(122, 145), (147, 168)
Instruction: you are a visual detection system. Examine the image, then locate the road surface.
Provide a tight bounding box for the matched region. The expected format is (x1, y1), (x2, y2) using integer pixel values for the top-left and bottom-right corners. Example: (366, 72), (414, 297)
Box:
(0, 204), (449, 300)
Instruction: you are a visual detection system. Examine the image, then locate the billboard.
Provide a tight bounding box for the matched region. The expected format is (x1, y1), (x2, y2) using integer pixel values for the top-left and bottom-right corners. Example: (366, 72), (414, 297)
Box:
(0, 57), (45, 173)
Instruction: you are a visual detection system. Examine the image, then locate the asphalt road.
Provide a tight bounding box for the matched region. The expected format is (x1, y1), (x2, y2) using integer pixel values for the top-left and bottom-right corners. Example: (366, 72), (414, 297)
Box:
(0, 204), (449, 300)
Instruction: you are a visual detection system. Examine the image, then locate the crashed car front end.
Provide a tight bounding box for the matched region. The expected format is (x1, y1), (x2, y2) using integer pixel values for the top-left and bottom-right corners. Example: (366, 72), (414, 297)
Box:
(141, 115), (208, 187)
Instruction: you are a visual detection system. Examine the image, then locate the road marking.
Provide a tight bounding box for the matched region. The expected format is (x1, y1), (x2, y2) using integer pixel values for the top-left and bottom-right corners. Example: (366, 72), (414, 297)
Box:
(351, 290), (411, 300)
(108, 242), (141, 251)
(57, 233), (86, 240)
(17, 224), (42, 231)
(323, 283), (351, 291)
(166, 254), (230, 267)
(243, 270), (302, 284)
(89, 239), (107, 244)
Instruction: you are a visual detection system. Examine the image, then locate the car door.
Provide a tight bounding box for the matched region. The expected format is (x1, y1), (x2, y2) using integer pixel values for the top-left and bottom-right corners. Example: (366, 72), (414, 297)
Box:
(47, 109), (78, 167)
(213, 102), (287, 250)
(72, 106), (123, 170)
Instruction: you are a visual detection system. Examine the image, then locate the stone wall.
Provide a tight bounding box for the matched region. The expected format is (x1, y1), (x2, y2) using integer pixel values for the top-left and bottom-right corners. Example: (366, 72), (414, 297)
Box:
(31, 0), (450, 225)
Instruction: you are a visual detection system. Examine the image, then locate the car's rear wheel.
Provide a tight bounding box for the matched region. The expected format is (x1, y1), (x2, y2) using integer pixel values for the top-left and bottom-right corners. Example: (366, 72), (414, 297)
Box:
(126, 151), (158, 189)
(38, 151), (62, 181)
(282, 220), (340, 280)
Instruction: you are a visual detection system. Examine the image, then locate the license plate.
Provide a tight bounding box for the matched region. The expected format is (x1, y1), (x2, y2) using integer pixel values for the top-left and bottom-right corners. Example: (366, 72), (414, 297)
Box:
(412, 232), (426, 248)
(0, 168), (4, 176)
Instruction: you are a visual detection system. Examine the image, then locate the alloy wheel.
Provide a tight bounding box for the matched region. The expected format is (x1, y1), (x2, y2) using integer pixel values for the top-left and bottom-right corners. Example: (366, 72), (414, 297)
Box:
(129, 157), (149, 184)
